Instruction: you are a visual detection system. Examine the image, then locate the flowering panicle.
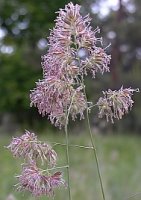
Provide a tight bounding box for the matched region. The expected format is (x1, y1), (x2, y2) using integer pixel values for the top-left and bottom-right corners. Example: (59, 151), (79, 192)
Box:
(7, 2), (139, 199)
(17, 162), (65, 197)
(42, 2), (110, 78)
(97, 87), (139, 123)
(30, 2), (111, 127)
(30, 78), (87, 127)
(7, 130), (37, 159)
(7, 130), (57, 166)
(8, 131), (66, 197)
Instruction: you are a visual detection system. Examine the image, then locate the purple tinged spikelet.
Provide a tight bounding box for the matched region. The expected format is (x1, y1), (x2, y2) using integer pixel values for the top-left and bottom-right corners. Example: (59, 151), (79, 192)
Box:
(7, 130), (57, 167)
(30, 78), (87, 127)
(16, 162), (66, 197)
(8, 131), (66, 197)
(7, 130), (38, 159)
(97, 87), (139, 123)
(30, 2), (111, 127)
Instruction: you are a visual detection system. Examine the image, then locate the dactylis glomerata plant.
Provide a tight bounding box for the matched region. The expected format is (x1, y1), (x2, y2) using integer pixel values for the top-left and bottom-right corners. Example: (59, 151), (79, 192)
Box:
(7, 2), (139, 200)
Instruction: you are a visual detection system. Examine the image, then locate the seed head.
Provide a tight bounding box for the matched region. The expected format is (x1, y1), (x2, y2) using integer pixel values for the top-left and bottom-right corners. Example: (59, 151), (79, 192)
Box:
(16, 162), (66, 197)
(97, 87), (139, 122)
(7, 130), (57, 166)
(30, 2), (111, 127)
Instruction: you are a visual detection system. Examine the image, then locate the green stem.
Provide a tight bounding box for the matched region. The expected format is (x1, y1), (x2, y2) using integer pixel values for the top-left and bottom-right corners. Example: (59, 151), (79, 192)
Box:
(86, 108), (106, 200)
(126, 192), (141, 200)
(52, 142), (95, 150)
(83, 81), (106, 200)
(65, 91), (76, 200)
(65, 118), (72, 200)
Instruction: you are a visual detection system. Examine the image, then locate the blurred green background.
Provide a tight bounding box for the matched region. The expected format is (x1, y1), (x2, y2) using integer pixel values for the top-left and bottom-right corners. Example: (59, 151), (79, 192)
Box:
(0, 0), (141, 199)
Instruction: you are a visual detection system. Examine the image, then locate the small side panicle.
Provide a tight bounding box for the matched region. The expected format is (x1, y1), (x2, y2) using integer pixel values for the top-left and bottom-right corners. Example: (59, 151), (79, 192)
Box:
(97, 87), (139, 123)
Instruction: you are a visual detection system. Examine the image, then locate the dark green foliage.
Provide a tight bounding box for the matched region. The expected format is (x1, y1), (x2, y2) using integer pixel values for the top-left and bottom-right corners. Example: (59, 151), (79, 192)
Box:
(0, 0), (80, 125)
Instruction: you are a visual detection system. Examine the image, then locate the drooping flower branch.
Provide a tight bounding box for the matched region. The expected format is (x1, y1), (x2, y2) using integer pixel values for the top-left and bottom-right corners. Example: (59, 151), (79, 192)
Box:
(7, 131), (66, 197)
(30, 79), (87, 127)
(7, 130), (57, 166)
(16, 162), (65, 197)
(97, 87), (139, 123)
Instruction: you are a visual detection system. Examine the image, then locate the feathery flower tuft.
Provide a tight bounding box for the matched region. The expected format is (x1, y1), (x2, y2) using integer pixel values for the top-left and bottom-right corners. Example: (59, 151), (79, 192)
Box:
(7, 130), (57, 166)
(97, 87), (139, 123)
(8, 132), (66, 197)
(30, 2), (111, 127)
(16, 162), (66, 197)
(7, 130), (38, 159)
(30, 78), (87, 127)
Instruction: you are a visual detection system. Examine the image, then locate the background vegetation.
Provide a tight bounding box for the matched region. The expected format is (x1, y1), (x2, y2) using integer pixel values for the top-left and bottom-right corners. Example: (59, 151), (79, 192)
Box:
(0, 0), (141, 199)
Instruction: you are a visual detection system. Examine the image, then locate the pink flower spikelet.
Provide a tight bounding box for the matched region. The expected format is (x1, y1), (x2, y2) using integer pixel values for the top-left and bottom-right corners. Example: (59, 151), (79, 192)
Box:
(7, 130), (37, 159)
(30, 2), (111, 127)
(7, 130), (57, 166)
(30, 78), (86, 127)
(17, 163), (66, 197)
(97, 87), (139, 123)
(8, 132), (66, 197)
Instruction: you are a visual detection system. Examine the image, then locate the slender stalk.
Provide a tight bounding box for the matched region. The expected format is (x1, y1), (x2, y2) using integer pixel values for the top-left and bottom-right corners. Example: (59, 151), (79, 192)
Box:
(40, 165), (69, 172)
(52, 142), (95, 150)
(82, 79), (106, 200)
(126, 192), (141, 200)
(64, 91), (76, 200)
(65, 116), (72, 200)
(86, 108), (106, 200)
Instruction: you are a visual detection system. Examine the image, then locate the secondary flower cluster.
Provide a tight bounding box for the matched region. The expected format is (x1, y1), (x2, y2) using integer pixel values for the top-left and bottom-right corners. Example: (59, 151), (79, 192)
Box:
(16, 163), (65, 197)
(7, 130), (66, 197)
(30, 2), (111, 128)
(97, 87), (139, 123)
